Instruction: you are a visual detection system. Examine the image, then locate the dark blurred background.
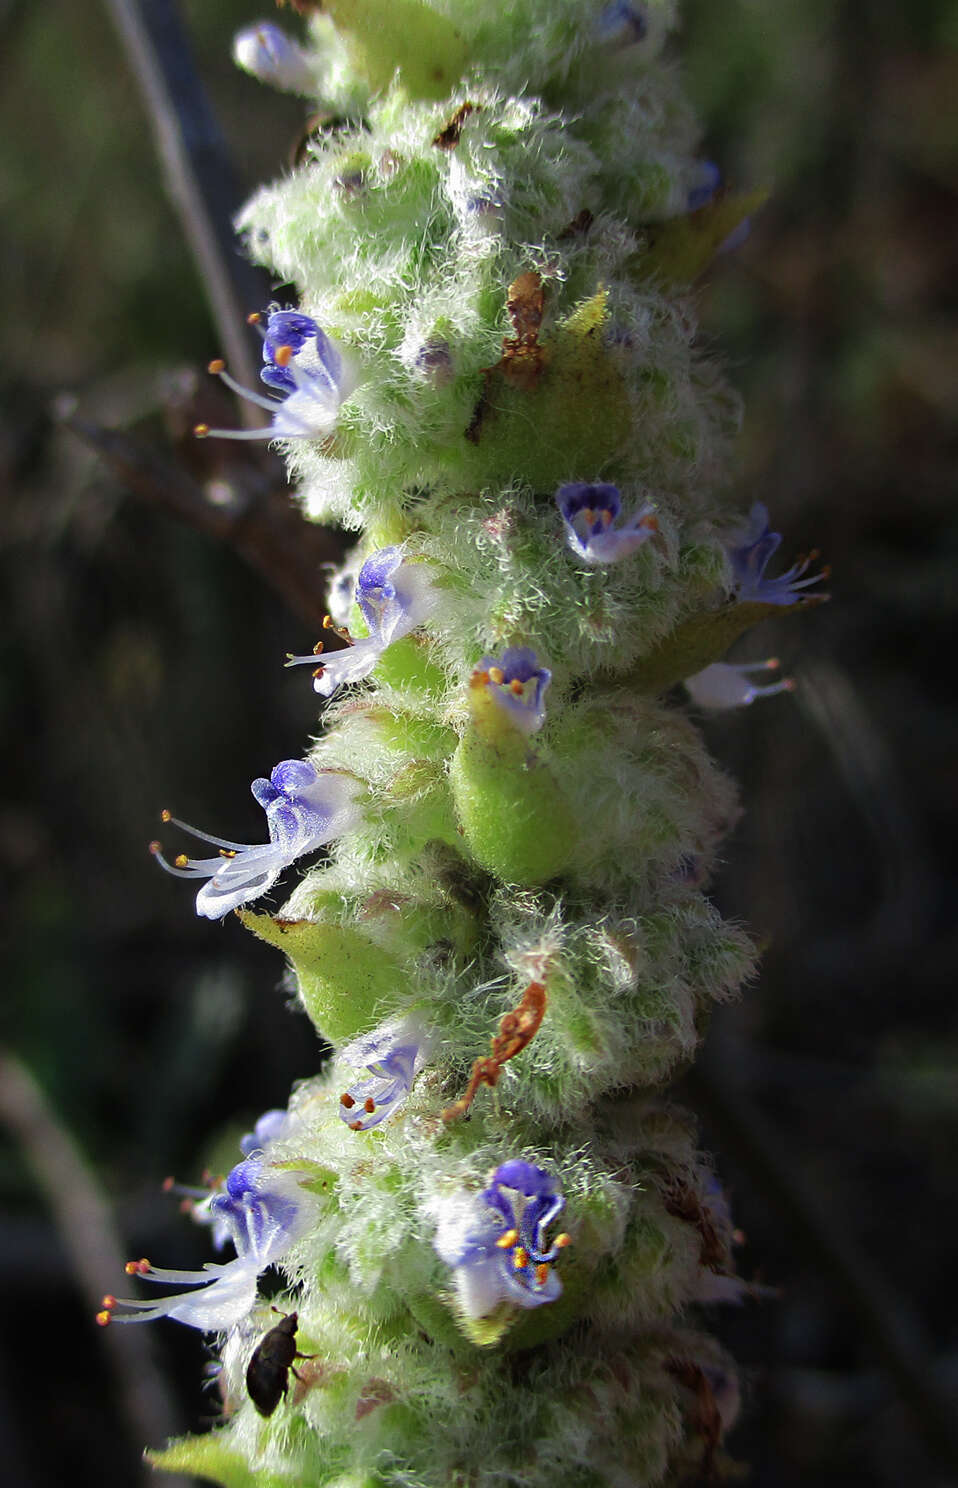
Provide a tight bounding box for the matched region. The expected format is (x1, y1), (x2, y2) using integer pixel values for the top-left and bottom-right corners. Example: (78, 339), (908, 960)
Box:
(1, 1), (956, 1484)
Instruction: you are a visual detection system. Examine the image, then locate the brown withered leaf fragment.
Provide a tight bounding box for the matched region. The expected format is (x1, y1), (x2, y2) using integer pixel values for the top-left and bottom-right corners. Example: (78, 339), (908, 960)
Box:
(558, 208), (594, 239)
(443, 980), (547, 1120)
(662, 1181), (728, 1272)
(499, 271), (549, 389)
(665, 1359), (724, 1477)
(433, 101), (477, 149)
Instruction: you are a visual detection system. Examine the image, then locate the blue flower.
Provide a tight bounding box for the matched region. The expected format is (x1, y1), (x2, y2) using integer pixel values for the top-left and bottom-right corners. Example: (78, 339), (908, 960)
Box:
(232, 23), (315, 94)
(98, 1157), (306, 1333)
(431, 1160), (570, 1318)
(195, 308), (353, 444)
(151, 760), (361, 919)
(687, 160), (721, 212)
(556, 482), (658, 564)
(286, 547), (436, 697)
(337, 1017), (431, 1131)
(240, 1108), (290, 1156)
(684, 659), (793, 711)
(473, 648), (551, 736)
(595, 1), (648, 47)
(727, 502), (829, 606)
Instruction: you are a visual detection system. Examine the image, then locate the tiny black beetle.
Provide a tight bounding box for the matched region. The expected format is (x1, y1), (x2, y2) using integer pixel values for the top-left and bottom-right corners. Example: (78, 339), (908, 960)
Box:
(246, 1310), (313, 1417)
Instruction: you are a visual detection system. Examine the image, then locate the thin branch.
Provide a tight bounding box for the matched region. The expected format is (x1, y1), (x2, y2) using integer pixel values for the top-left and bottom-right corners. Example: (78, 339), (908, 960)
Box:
(62, 408), (345, 629)
(0, 1051), (191, 1488)
(101, 0), (272, 403)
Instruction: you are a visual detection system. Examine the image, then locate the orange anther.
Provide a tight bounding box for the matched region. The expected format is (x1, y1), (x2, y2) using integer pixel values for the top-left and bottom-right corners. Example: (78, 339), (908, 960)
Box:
(363, 1098), (376, 1114)
(513, 1247), (529, 1270)
(509, 679), (524, 694)
(340, 1092), (356, 1109)
(160, 810), (172, 823)
(101, 1295), (116, 1310)
(148, 841), (162, 855)
(313, 641), (325, 655)
(349, 1120), (363, 1131)
(162, 1176), (175, 1191)
(194, 423), (210, 438)
(274, 345), (294, 368)
(488, 667), (505, 685)
(313, 667), (325, 681)
(553, 1232), (572, 1249)
(246, 312), (262, 325)
(208, 359), (225, 375)
(643, 514), (659, 531)
(495, 1228), (519, 1249)
(535, 1263), (550, 1285)
(95, 1310), (112, 1327)
(174, 854), (189, 869)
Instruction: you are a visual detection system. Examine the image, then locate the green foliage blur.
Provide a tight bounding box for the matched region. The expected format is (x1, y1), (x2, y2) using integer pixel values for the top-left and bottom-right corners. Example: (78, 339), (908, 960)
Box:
(1, 1), (956, 1484)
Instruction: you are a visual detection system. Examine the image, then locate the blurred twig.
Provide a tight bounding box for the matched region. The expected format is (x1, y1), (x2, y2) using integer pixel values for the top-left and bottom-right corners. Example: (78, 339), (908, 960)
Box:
(0, 1051), (191, 1488)
(689, 1050), (958, 1480)
(62, 409), (344, 629)
(101, 0), (271, 403)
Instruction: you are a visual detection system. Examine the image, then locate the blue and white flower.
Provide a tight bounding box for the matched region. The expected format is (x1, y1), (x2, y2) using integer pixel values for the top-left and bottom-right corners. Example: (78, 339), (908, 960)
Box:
(431, 1160), (570, 1318)
(338, 1017), (432, 1131)
(151, 760), (361, 919)
(684, 660), (793, 711)
(472, 648), (551, 736)
(99, 1157), (306, 1333)
(232, 22), (315, 94)
(595, 1), (648, 47)
(196, 309), (353, 443)
(286, 546), (437, 697)
(727, 502), (829, 606)
(556, 482), (657, 564)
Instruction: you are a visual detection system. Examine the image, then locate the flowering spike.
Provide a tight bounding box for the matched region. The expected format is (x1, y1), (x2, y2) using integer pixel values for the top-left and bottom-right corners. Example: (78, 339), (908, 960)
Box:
(151, 761), (361, 918)
(728, 503), (829, 605)
(555, 482), (658, 565)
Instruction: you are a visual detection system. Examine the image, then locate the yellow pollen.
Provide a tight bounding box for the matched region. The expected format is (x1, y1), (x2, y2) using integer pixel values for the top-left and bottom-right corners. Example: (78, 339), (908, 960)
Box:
(218, 849), (237, 859)
(160, 810), (172, 823)
(313, 641), (325, 655)
(95, 1310), (112, 1327)
(513, 1246), (529, 1270)
(508, 679), (524, 695)
(208, 359), (225, 375)
(246, 312), (262, 325)
(274, 345), (294, 368)
(553, 1232), (572, 1249)
(495, 1228), (519, 1249)
(322, 614), (335, 629)
(174, 854), (189, 869)
(193, 423), (210, 438)
(488, 667), (505, 685)
(535, 1263), (550, 1285)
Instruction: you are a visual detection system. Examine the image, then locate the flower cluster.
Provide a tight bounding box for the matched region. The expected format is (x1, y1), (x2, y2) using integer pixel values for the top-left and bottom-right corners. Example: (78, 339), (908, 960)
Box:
(432, 1160), (570, 1319)
(151, 760), (360, 919)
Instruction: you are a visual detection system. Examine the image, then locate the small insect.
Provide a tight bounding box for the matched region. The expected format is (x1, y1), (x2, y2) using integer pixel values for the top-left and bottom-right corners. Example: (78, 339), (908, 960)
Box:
(245, 1310), (315, 1417)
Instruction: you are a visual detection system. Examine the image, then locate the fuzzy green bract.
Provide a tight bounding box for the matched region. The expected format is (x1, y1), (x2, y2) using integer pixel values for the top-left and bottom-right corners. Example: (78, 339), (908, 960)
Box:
(140, 1), (816, 1483)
